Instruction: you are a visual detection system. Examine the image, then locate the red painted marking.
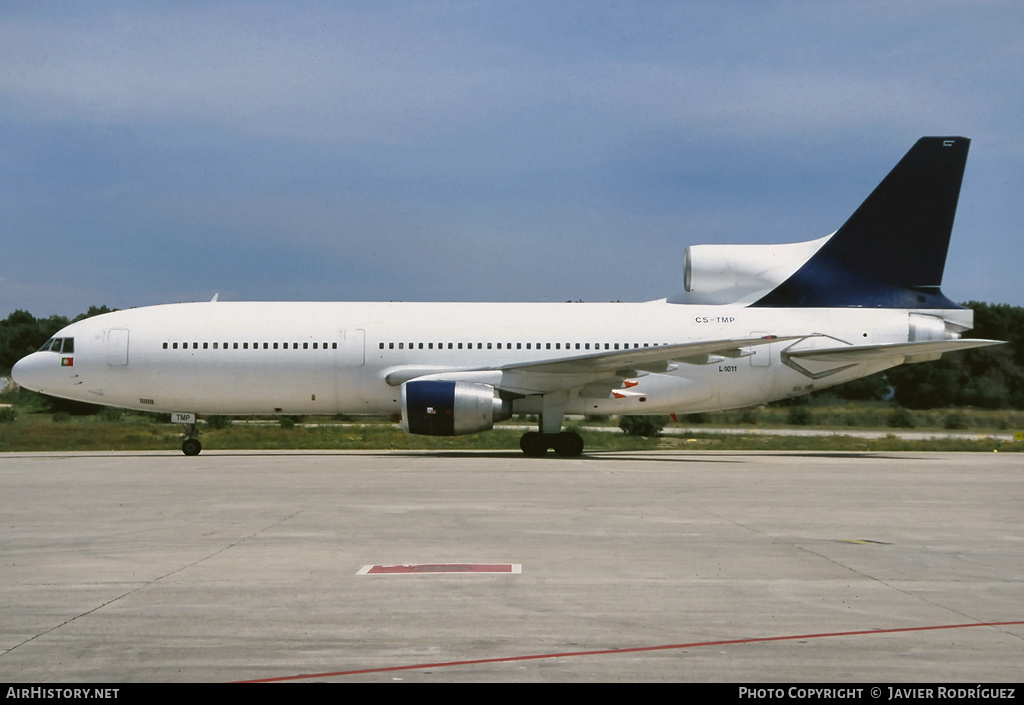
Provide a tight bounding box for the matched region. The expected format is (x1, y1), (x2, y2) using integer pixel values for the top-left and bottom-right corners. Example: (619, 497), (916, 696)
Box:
(361, 563), (519, 575)
(623, 380), (639, 388)
(235, 620), (1024, 683)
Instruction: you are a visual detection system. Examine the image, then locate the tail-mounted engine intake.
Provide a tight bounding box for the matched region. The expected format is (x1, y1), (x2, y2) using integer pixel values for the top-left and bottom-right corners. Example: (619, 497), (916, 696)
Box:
(676, 237), (828, 305)
(400, 380), (512, 436)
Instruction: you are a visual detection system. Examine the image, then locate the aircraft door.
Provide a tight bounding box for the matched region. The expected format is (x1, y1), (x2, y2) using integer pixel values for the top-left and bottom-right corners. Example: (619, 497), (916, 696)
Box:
(331, 329), (365, 413)
(749, 330), (771, 367)
(106, 329), (129, 366)
(338, 329), (365, 367)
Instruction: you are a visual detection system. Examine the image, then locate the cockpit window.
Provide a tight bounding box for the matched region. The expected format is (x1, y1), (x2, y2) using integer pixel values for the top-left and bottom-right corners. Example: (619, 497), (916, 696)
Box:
(38, 337), (74, 353)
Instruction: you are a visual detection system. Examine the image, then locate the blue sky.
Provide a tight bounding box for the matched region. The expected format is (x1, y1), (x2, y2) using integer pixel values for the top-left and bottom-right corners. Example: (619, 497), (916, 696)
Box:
(3, 1), (1022, 318)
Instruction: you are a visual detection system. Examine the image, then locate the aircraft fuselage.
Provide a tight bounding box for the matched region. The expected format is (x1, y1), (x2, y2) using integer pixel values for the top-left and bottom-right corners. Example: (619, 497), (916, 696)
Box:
(11, 137), (1001, 456)
(13, 300), (936, 418)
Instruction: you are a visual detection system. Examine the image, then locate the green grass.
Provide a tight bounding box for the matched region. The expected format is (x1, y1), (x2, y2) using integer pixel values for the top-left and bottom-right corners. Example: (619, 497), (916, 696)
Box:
(670, 401), (1024, 432)
(0, 412), (1020, 453)
(650, 432), (1021, 453)
(2, 388), (1022, 453)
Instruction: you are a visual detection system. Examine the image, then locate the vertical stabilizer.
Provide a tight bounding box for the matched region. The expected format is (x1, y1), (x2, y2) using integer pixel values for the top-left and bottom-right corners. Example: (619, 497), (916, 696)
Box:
(752, 137), (970, 308)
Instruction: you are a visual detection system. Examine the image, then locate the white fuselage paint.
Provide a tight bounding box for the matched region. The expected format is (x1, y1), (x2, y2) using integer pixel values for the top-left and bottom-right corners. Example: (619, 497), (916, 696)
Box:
(13, 300), (923, 418)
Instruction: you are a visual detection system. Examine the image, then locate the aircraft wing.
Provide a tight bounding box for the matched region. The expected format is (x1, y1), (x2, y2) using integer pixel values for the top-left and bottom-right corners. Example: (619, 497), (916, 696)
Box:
(488, 335), (809, 396)
(386, 335), (809, 396)
(499, 335), (804, 375)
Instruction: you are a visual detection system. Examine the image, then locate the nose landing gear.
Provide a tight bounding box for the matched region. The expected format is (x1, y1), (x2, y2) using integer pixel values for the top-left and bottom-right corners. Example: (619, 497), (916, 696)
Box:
(181, 423), (202, 456)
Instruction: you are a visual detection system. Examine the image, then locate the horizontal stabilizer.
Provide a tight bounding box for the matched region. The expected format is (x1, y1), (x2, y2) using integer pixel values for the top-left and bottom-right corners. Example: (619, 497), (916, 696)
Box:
(785, 338), (1003, 363)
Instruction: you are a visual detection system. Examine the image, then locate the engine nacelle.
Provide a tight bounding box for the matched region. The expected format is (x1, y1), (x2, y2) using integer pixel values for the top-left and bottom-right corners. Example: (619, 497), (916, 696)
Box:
(906, 313), (958, 363)
(400, 380), (512, 436)
(677, 235), (830, 304)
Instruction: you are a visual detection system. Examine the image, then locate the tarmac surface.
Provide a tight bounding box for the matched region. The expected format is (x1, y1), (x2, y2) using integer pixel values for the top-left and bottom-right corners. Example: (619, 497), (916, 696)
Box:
(0, 450), (1021, 683)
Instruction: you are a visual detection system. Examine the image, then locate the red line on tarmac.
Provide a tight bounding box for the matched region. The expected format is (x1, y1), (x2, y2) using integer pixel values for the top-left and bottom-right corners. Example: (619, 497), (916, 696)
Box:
(360, 563), (519, 574)
(235, 620), (1024, 683)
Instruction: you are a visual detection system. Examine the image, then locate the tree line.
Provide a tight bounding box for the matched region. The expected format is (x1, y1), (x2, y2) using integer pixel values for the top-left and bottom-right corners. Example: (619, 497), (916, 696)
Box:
(3, 303), (1023, 409)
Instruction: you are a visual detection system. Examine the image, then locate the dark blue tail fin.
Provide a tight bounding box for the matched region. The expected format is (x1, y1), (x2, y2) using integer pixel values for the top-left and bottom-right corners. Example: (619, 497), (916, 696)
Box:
(752, 137), (970, 308)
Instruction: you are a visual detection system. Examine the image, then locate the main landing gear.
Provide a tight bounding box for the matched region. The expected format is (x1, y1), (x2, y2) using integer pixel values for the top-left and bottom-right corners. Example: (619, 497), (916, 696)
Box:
(519, 431), (585, 458)
(519, 391), (585, 457)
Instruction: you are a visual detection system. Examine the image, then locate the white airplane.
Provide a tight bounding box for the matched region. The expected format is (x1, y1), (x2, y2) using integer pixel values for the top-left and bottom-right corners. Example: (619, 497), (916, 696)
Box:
(12, 137), (1002, 456)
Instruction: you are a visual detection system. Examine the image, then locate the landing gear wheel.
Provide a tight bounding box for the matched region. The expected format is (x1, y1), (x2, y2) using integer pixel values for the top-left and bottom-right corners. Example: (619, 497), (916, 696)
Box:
(520, 431), (585, 457)
(182, 438), (202, 456)
(552, 432), (585, 458)
(520, 432), (548, 457)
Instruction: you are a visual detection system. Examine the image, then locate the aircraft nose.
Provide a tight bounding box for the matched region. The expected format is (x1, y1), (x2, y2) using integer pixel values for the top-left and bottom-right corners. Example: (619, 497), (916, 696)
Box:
(11, 352), (55, 394)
